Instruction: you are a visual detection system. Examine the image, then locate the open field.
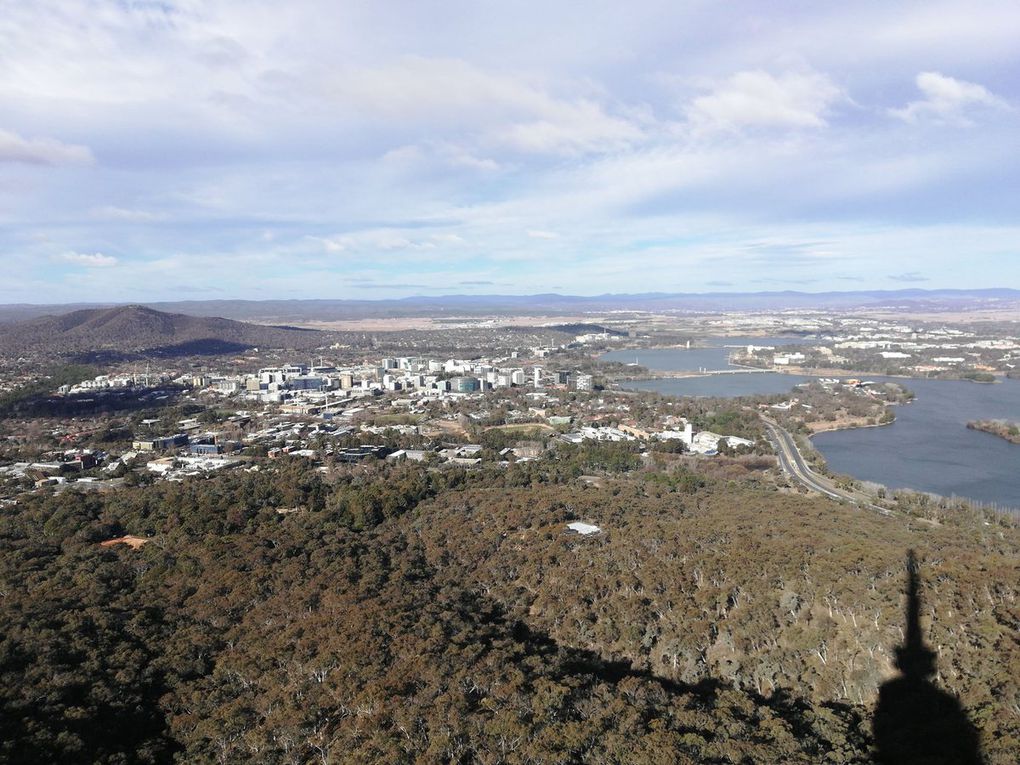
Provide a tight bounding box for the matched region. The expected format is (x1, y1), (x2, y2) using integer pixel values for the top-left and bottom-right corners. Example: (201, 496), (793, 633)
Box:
(278, 315), (600, 332)
(483, 423), (556, 433)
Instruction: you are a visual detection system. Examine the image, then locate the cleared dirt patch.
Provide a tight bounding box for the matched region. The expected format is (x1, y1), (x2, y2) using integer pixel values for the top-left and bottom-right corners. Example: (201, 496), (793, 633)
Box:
(484, 423), (555, 433)
(100, 535), (150, 550)
(805, 415), (882, 434)
(424, 419), (471, 438)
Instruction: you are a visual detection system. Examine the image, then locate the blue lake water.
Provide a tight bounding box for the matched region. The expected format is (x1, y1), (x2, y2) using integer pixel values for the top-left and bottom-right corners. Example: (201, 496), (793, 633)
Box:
(813, 377), (1020, 508)
(602, 336), (805, 373)
(606, 344), (1020, 509)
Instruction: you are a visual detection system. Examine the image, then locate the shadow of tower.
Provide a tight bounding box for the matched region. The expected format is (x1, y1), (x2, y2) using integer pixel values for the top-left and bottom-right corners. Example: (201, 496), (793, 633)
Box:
(873, 550), (983, 765)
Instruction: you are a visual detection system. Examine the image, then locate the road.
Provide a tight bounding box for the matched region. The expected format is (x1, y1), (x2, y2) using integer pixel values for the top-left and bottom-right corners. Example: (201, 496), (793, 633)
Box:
(762, 418), (891, 515)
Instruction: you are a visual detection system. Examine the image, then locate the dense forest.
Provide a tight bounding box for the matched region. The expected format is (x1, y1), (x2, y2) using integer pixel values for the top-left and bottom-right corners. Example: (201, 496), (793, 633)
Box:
(1, 452), (1017, 763)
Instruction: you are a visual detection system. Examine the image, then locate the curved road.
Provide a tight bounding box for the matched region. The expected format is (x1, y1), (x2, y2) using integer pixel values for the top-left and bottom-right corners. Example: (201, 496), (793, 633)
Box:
(762, 418), (891, 515)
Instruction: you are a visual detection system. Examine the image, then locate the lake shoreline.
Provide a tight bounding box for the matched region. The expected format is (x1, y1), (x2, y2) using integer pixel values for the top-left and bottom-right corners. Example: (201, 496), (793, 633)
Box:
(967, 420), (1020, 445)
(807, 416), (896, 436)
(607, 346), (1020, 511)
(605, 344), (1008, 384)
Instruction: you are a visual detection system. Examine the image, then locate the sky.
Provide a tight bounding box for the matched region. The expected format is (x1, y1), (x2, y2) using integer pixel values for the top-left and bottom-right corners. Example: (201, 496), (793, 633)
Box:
(1, 0), (1019, 302)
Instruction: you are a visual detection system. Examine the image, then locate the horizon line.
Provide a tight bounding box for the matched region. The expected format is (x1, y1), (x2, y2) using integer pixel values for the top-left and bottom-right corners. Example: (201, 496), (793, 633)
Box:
(3, 286), (1020, 309)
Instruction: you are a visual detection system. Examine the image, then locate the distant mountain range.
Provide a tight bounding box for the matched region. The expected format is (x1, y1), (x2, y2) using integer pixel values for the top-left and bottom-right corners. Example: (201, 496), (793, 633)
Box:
(0, 305), (325, 360)
(1, 288), (1017, 324)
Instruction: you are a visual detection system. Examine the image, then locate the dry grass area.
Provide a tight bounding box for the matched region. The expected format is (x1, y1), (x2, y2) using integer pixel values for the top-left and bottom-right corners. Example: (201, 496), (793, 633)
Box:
(857, 307), (1020, 321)
(279, 314), (594, 331)
(484, 423), (555, 433)
(99, 535), (150, 550)
(422, 419), (471, 438)
(804, 415), (880, 434)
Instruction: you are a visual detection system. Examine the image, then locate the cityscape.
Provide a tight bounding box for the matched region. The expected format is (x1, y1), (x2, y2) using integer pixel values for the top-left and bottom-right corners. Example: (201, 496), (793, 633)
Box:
(2, 2), (1018, 764)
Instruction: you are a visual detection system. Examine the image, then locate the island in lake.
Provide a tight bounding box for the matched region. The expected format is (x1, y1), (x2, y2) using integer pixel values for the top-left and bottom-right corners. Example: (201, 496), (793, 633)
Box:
(967, 419), (1020, 444)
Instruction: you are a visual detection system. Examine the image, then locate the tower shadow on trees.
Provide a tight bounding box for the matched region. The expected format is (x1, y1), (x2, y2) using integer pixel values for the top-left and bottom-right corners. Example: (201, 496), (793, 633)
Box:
(872, 550), (983, 765)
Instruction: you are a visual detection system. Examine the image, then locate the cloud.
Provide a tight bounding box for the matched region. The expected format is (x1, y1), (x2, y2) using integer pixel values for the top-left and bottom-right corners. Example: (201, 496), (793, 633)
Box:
(458, 280), (495, 285)
(0, 128), (93, 165)
(891, 72), (1007, 124)
(333, 57), (644, 155)
(432, 233), (467, 245)
(346, 280), (434, 290)
(58, 251), (118, 267)
(169, 284), (222, 294)
(381, 142), (501, 174)
(751, 277), (820, 285)
(308, 229), (467, 254)
(305, 235), (346, 253)
(89, 206), (165, 222)
(687, 70), (843, 131)
(1, 4), (1018, 300)
(490, 103), (644, 155)
(888, 271), (929, 282)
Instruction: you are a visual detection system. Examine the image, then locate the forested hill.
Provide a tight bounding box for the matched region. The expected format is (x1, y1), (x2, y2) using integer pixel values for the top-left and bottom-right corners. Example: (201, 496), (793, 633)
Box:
(0, 304), (326, 359)
(1, 454), (1017, 763)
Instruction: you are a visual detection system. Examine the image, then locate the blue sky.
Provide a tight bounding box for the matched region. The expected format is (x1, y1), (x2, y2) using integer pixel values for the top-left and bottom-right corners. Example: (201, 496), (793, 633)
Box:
(1, 0), (1019, 302)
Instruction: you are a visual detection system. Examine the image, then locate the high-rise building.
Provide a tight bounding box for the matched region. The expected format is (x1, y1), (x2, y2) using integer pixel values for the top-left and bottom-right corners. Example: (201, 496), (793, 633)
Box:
(450, 376), (481, 393)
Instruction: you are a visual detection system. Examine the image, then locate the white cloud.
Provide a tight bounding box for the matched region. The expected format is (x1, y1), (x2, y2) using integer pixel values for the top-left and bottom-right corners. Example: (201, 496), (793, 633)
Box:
(58, 251), (118, 267)
(381, 142), (502, 174)
(891, 72), (1007, 124)
(0, 128), (94, 165)
(307, 229), (466, 254)
(432, 233), (467, 245)
(304, 236), (346, 253)
(686, 70), (843, 132)
(0, 3), (1017, 300)
(89, 206), (165, 222)
(333, 56), (644, 155)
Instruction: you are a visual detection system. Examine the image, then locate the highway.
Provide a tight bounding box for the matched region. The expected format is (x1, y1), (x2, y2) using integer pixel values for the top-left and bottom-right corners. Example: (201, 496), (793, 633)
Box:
(762, 418), (891, 515)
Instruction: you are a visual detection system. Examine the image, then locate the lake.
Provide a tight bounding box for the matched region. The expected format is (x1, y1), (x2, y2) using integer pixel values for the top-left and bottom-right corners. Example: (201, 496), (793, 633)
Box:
(602, 336), (805, 374)
(606, 344), (1020, 509)
(813, 377), (1020, 509)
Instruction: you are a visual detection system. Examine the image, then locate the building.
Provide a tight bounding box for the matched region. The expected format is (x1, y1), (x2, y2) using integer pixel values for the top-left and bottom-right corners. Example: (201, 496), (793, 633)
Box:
(773, 352), (807, 366)
(618, 423), (649, 439)
(132, 433), (189, 452)
(575, 374), (594, 391)
(386, 449), (428, 462)
(449, 376), (480, 393)
(189, 442), (222, 455)
(335, 445), (390, 463)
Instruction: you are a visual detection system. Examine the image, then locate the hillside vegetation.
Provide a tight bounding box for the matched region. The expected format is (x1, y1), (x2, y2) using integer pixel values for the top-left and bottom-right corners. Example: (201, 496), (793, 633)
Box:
(0, 305), (325, 359)
(0, 456), (1017, 763)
